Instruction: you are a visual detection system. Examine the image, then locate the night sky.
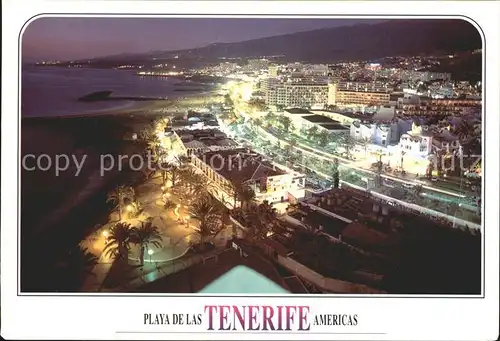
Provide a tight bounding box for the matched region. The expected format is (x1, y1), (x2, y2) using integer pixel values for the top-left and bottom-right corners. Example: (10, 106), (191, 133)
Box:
(22, 17), (384, 61)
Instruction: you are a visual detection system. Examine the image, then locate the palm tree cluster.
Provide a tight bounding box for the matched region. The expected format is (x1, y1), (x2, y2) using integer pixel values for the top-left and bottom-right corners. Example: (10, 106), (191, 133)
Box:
(304, 126), (336, 148)
(159, 155), (188, 188)
(103, 219), (163, 265)
(172, 166), (213, 206)
(187, 194), (225, 251)
(226, 180), (278, 243)
(241, 200), (278, 243)
(277, 115), (294, 133)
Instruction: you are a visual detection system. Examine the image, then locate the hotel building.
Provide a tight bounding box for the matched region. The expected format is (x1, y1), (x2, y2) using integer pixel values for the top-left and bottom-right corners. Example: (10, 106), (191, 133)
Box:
(266, 81), (329, 108)
(336, 91), (391, 106)
(191, 148), (306, 205)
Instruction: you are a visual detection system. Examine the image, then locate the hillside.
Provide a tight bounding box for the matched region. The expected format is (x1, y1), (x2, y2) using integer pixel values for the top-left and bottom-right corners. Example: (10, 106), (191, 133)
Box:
(142, 19), (482, 63)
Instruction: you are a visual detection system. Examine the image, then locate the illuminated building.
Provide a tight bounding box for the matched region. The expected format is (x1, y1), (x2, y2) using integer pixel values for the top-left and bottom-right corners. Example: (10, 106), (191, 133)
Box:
(191, 148), (306, 205)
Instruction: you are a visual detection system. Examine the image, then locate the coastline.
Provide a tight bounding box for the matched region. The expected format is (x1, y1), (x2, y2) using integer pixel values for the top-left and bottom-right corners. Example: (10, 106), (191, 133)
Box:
(20, 86), (222, 241)
(22, 89), (220, 120)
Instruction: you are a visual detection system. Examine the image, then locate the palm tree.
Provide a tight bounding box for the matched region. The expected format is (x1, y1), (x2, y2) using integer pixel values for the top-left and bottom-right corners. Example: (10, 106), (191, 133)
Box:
(188, 196), (223, 250)
(226, 179), (245, 208)
(375, 153), (383, 186)
(332, 158), (340, 189)
(131, 219), (163, 265)
(139, 128), (152, 141)
(342, 135), (356, 158)
(103, 222), (134, 263)
(106, 185), (135, 221)
(177, 167), (209, 204)
(453, 120), (474, 143)
(146, 133), (161, 158)
(361, 137), (371, 157)
(153, 117), (169, 133)
(257, 200), (277, 226)
(400, 151), (406, 172)
(237, 184), (256, 212)
(308, 125), (319, 140)
(279, 116), (293, 133)
(240, 200), (278, 243)
(160, 160), (180, 188)
(265, 111), (276, 125)
(317, 130), (331, 147)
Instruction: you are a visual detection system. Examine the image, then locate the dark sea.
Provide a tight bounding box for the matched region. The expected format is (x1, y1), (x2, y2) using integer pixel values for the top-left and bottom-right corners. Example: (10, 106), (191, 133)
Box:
(21, 67), (204, 117)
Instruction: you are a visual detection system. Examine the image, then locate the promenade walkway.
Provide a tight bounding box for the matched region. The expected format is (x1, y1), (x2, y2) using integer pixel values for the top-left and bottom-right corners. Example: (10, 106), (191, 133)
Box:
(80, 174), (192, 292)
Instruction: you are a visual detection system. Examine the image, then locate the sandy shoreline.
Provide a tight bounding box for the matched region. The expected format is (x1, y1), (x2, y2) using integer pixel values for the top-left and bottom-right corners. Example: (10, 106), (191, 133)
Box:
(22, 89), (221, 120)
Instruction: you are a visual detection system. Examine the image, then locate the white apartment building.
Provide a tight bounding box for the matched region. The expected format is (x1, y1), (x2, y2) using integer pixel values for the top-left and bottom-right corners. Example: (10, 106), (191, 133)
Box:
(350, 121), (397, 147)
(398, 123), (433, 157)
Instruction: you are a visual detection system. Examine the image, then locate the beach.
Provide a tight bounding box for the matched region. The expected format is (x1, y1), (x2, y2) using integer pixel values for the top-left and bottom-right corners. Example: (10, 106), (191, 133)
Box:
(20, 75), (224, 290)
(21, 91), (218, 241)
(25, 90), (221, 121)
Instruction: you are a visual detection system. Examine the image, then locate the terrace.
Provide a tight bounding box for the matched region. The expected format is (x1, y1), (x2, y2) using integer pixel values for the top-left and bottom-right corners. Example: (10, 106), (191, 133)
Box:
(265, 226), (388, 290)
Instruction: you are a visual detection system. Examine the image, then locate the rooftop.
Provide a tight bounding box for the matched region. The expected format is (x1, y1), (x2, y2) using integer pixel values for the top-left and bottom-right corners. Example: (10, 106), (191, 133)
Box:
(289, 206), (349, 238)
(177, 129), (238, 148)
(196, 148), (287, 183)
(316, 110), (374, 120)
(301, 114), (340, 124)
(285, 108), (312, 115)
(319, 123), (350, 131)
(305, 187), (382, 222)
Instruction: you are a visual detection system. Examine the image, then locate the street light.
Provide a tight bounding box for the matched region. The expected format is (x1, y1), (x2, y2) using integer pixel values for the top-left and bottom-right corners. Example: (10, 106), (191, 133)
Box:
(186, 215), (190, 228)
(102, 230), (109, 244)
(148, 249), (154, 263)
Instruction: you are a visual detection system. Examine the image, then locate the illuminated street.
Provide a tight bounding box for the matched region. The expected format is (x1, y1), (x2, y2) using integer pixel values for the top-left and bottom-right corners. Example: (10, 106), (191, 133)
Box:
(221, 80), (480, 228)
